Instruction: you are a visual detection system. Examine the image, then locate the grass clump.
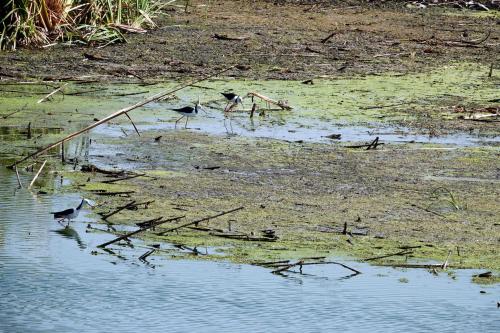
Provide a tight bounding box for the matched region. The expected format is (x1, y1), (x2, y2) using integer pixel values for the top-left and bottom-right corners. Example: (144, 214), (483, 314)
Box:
(0, 0), (165, 50)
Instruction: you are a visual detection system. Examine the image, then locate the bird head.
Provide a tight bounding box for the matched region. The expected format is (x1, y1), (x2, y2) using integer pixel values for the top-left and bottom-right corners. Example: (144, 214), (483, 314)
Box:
(83, 198), (94, 207)
(196, 96), (208, 114)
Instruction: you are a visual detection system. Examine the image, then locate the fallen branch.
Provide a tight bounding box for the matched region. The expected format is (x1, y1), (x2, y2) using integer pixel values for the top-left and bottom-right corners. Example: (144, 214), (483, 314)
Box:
(209, 232), (277, 242)
(97, 216), (184, 248)
(91, 190), (135, 197)
(363, 250), (413, 261)
(28, 160), (47, 188)
(366, 136), (379, 150)
(37, 83), (68, 103)
(442, 250), (452, 269)
(212, 33), (250, 41)
(8, 66), (236, 169)
(14, 165), (23, 188)
(247, 92), (292, 110)
(271, 260), (304, 274)
(321, 32), (336, 43)
(101, 200), (154, 220)
(299, 261), (362, 275)
(124, 112), (140, 136)
(156, 206), (244, 236)
(81, 164), (125, 176)
(139, 249), (156, 261)
(345, 137), (384, 149)
(101, 173), (145, 184)
(100, 200), (136, 220)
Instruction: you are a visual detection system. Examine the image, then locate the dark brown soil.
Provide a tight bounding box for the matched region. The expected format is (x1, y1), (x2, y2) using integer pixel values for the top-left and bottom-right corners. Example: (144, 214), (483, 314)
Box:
(0, 0), (498, 82)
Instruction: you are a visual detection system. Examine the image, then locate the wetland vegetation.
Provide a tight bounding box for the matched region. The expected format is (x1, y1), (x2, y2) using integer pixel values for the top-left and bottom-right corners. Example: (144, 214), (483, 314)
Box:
(1, 0), (499, 287)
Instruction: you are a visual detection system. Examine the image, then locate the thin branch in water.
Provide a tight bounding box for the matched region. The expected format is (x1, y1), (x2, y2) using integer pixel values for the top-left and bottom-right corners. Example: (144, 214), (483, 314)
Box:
(28, 160), (47, 188)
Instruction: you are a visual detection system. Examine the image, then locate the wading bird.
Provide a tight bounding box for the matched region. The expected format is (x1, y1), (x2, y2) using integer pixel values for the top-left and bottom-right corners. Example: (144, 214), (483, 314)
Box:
(221, 92), (244, 110)
(172, 99), (203, 129)
(51, 198), (92, 225)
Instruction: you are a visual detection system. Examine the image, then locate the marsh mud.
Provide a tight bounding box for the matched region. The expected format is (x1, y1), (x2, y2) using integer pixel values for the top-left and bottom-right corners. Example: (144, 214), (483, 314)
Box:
(0, 1), (498, 82)
(0, 1), (499, 271)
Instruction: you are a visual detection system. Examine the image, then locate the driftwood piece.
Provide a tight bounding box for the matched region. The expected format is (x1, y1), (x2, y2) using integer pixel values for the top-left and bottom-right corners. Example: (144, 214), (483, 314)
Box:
(156, 206), (244, 236)
(8, 66), (235, 169)
(247, 92), (293, 110)
(97, 216), (184, 248)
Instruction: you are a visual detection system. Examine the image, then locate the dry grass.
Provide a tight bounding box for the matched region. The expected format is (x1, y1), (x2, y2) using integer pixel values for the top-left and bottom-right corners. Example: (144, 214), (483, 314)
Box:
(0, 0), (164, 50)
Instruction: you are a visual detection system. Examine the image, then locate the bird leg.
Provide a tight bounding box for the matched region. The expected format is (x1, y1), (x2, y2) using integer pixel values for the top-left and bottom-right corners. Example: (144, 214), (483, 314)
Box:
(184, 117), (189, 129)
(175, 116), (185, 129)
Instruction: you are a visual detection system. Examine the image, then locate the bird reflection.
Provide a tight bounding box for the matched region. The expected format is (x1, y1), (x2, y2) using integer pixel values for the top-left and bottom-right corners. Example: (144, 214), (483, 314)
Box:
(54, 225), (86, 249)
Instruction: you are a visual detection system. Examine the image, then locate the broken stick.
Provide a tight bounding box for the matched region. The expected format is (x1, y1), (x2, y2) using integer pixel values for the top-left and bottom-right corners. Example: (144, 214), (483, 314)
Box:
(156, 206), (244, 236)
(246, 92), (292, 110)
(37, 83), (68, 103)
(28, 160), (47, 188)
(97, 215), (185, 248)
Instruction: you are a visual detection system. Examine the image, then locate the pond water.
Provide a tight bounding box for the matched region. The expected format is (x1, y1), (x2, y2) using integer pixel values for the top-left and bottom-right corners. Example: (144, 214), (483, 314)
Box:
(0, 167), (498, 333)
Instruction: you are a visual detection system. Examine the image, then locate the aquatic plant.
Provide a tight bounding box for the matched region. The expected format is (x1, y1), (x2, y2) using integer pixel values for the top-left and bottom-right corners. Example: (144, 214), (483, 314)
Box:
(0, 0), (164, 50)
(430, 187), (467, 211)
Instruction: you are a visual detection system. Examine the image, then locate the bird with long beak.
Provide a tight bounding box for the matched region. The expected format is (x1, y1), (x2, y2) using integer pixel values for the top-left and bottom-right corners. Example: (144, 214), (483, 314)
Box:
(171, 98), (204, 129)
(51, 198), (93, 225)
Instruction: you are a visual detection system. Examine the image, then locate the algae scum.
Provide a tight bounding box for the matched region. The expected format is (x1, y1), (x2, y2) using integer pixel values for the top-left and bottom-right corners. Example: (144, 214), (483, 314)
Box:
(1, 63), (499, 274)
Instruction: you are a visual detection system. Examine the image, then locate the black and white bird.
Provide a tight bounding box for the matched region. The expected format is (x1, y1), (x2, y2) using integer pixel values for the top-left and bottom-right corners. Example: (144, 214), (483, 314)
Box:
(171, 99), (203, 129)
(221, 92), (244, 110)
(51, 199), (92, 225)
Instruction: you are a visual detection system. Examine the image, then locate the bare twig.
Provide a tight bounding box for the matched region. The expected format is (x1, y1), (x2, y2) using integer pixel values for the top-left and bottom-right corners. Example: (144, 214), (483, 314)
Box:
(101, 173), (145, 184)
(28, 160), (47, 188)
(124, 112), (140, 136)
(363, 250), (413, 261)
(37, 83), (68, 103)
(156, 206), (244, 236)
(14, 166), (23, 188)
(97, 216), (184, 248)
(442, 250), (452, 269)
(246, 92), (292, 110)
(139, 249), (156, 261)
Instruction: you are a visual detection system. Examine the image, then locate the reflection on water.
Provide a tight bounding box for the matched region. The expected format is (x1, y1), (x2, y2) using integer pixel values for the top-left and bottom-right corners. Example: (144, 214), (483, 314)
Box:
(0, 168), (498, 333)
(54, 226), (86, 249)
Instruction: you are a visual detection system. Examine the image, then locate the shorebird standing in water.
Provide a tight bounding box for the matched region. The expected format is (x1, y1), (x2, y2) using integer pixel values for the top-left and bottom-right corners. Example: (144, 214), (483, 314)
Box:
(51, 198), (93, 225)
(172, 98), (203, 129)
(221, 92), (244, 111)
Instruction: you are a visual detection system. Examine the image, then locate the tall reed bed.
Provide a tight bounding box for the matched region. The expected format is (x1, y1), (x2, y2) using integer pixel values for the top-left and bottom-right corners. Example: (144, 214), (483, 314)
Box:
(0, 0), (164, 50)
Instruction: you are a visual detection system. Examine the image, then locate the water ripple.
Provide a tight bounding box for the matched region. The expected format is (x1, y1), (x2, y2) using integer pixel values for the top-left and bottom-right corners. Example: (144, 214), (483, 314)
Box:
(0, 167), (498, 333)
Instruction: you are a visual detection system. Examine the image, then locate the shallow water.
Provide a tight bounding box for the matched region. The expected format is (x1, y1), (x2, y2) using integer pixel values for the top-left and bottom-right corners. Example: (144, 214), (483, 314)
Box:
(1, 67), (499, 148)
(0, 167), (498, 333)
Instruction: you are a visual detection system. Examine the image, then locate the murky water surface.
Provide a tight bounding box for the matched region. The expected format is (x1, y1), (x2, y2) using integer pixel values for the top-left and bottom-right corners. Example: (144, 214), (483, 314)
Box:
(0, 168), (498, 333)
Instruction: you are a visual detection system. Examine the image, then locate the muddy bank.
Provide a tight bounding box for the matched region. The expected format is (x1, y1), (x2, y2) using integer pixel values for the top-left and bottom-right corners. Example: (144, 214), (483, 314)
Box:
(0, 0), (498, 82)
(52, 128), (498, 270)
